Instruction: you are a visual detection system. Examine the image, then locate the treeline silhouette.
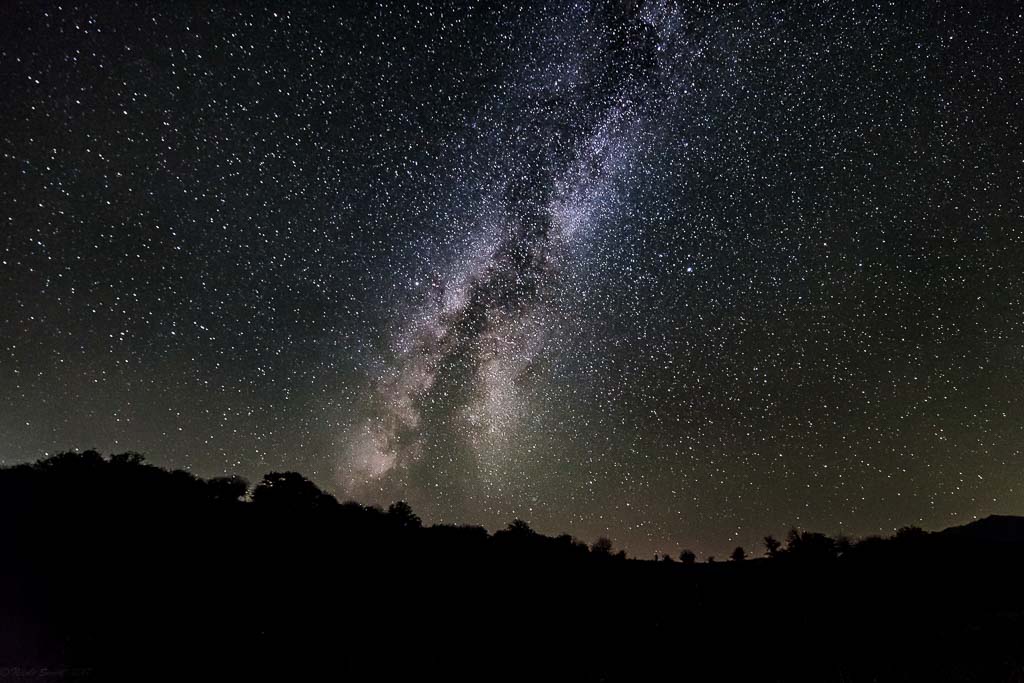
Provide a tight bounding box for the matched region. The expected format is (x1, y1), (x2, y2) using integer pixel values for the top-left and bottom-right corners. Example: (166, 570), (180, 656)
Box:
(2, 451), (1023, 682)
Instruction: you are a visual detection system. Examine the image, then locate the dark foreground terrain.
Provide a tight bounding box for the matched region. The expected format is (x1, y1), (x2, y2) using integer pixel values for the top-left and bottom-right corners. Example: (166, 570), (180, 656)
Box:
(2, 451), (1023, 682)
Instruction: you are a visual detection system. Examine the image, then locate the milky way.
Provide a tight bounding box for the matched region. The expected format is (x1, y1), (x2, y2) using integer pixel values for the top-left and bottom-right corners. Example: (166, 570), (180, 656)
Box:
(340, 2), (683, 497)
(2, 1), (1023, 558)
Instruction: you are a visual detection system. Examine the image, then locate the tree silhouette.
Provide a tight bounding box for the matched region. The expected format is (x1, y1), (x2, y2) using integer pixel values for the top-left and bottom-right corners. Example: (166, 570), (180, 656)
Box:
(505, 519), (535, 537)
(494, 518), (540, 556)
(730, 546), (746, 562)
(895, 526), (927, 541)
(591, 537), (614, 555)
(785, 529), (838, 561)
(109, 451), (145, 466)
(207, 475), (249, 503)
(35, 449), (105, 471)
(387, 500), (422, 529)
(763, 535), (782, 558)
(251, 471), (335, 511)
(678, 549), (696, 565)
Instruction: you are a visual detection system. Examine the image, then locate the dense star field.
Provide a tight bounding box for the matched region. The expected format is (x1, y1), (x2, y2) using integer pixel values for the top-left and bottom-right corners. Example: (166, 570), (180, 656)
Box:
(2, 0), (1022, 558)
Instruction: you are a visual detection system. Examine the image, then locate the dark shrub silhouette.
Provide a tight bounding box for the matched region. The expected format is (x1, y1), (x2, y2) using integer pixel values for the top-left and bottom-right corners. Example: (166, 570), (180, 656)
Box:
(679, 549), (696, 565)
(730, 546), (746, 562)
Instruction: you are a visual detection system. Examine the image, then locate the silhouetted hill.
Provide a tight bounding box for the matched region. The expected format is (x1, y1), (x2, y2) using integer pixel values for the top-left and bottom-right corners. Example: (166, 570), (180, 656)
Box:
(1, 451), (1023, 682)
(937, 514), (1024, 546)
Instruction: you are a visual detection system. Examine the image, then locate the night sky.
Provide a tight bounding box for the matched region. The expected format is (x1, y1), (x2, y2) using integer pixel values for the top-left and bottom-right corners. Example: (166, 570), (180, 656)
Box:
(3, 0), (1023, 558)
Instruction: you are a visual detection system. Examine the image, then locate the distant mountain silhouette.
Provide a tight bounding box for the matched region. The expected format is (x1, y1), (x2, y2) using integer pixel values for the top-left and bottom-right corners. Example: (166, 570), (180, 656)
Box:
(937, 514), (1024, 545)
